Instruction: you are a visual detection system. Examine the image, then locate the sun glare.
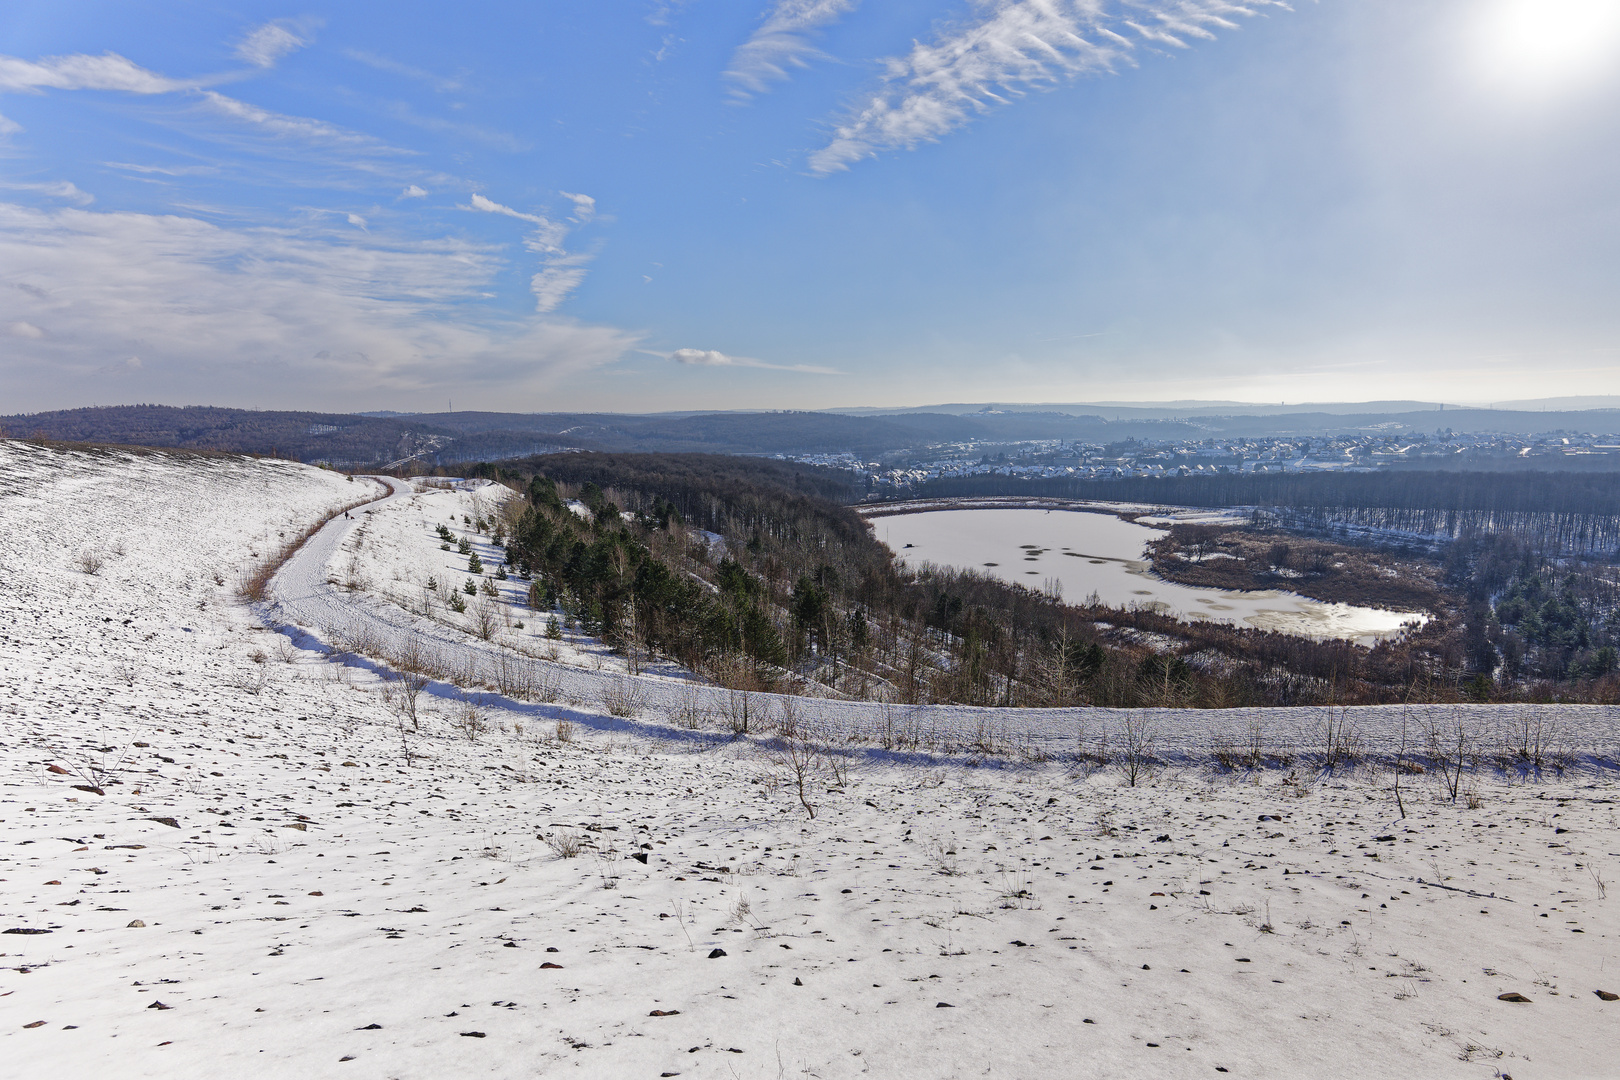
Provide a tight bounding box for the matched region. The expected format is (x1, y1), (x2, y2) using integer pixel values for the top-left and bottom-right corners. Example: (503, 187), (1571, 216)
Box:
(1470, 0), (1620, 98)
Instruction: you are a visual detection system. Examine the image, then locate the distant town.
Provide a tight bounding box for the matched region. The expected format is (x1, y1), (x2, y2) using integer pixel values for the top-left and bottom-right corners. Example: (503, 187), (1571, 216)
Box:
(783, 428), (1620, 494)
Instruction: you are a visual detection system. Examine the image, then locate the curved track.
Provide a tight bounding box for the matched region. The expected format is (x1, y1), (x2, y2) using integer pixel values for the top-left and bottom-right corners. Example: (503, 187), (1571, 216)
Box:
(261, 479), (1620, 764)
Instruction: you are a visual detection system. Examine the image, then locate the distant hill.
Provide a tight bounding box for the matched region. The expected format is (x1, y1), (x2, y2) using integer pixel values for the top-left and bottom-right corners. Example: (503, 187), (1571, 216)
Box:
(6, 402), (1620, 467)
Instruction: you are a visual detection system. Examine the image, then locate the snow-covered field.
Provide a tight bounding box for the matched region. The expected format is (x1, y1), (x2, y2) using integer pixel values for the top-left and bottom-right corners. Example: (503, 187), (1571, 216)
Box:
(4, 439), (1620, 1078)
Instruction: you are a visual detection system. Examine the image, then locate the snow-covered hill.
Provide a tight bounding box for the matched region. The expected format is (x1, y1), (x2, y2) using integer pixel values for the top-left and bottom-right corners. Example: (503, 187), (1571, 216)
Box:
(3, 439), (1618, 1078)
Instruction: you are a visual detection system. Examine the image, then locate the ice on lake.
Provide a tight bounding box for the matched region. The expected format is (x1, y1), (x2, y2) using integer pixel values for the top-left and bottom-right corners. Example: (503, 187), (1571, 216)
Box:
(873, 507), (1422, 645)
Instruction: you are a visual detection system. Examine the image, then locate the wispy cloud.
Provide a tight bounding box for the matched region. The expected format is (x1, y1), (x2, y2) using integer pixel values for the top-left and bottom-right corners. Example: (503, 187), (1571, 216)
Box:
(0, 51), (197, 94)
(560, 191), (596, 223)
(665, 347), (839, 374)
(467, 192), (549, 225)
(0, 179), (94, 205)
(380, 100), (527, 151)
(235, 20), (316, 69)
(0, 111), (21, 135)
(808, 0), (1285, 174)
(531, 266), (591, 314)
(344, 49), (462, 92)
(0, 201), (636, 408)
(199, 90), (392, 148)
(725, 0), (861, 99)
(400, 184), (429, 198)
(467, 192), (597, 312)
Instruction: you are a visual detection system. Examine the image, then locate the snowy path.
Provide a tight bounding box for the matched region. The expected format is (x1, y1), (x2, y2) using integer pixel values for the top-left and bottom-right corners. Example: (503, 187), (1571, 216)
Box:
(261, 477), (1620, 767)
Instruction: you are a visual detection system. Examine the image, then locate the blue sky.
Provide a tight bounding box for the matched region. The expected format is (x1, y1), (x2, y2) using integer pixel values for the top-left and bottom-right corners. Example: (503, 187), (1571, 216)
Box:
(3, 0), (1620, 414)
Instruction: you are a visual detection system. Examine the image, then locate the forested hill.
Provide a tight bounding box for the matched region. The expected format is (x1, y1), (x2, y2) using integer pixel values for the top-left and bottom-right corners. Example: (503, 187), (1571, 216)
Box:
(487, 452), (867, 510)
(28, 402), (1620, 464)
(918, 470), (1620, 517)
(918, 470), (1620, 554)
(1, 403), (1214, 461)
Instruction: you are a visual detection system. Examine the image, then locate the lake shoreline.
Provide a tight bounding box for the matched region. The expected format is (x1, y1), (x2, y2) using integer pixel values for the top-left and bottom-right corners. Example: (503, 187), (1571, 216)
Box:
(866, 500), (1426, 646)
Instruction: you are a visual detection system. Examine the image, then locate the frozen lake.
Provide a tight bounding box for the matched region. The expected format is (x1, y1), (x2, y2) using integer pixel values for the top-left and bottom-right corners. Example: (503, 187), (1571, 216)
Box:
(871, 507), (1422, 645)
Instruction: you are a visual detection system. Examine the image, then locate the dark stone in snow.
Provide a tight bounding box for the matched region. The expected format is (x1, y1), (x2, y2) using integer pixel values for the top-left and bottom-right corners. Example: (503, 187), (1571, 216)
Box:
(708, 948), (727, 959)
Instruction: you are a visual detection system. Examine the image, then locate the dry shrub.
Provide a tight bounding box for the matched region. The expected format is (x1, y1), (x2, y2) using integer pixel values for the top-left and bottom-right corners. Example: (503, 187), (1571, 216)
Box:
(720, 688), (756, 736)
(599, 677), (644, 718)
(670, 687), (707, 729)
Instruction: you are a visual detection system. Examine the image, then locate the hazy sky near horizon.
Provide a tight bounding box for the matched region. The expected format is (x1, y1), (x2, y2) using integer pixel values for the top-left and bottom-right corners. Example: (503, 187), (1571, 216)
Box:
(3, 0), (1620, 414)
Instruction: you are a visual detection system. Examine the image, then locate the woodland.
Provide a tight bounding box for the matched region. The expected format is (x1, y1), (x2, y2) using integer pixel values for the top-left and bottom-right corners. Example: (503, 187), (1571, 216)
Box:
(456, 454), (1620, 708)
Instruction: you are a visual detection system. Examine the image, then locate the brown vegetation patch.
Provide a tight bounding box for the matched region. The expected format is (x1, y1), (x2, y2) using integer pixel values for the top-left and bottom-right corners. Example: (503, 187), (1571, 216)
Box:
(1145, 524), (1444, 612)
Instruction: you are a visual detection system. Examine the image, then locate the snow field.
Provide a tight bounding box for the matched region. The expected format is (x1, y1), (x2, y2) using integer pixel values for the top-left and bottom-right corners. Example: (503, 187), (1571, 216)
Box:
(2, 441), (1620, 1078)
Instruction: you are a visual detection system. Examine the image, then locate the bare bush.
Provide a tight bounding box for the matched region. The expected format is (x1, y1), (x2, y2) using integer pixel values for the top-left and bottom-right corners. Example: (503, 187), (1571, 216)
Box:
(555, 718), (576, 743)
(75, 548), (104, 575)
(470, 598), (501, 642)
(720, 687), (756, 736)
(1317, 706), (1362, 772)
(225, 664), (270, 696)
(544, 830), (583, 858)
(775, 695), (802, 739)
(599, 677), (645, 718)
(1429, 714), (1473, 803)
(454, 693), (490, 740)
(531, 665), (563, 704)
(670, 686), (707, 729)
(1505, 709), (1556, 775)
(1116, 713), (1158, 787)
(929, 840), (961, 876)
(824, 749), (851, 788)
(491, 651), (532, 700)
(769, 735), (826, 818)
(48, 742), (131, 796)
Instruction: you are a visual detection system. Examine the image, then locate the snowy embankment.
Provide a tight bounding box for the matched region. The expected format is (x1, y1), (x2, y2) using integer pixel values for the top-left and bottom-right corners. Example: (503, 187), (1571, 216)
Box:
(4, 439), (1620, 1079)
(264, 475), (1620, 768)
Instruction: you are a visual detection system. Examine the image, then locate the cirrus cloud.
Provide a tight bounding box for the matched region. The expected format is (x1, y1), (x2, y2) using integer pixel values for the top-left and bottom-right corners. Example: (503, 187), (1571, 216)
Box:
(235, 21), (316, 69)
(0, 51), (198, 94)
(725, 0), (862, 99)
(809, 0), (1286, 174)
(467, 192), (596, 312)
(667, 347), (839, 374)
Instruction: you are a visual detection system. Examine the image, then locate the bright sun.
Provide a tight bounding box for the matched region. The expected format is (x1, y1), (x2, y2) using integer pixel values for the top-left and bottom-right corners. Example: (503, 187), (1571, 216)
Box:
(1470, 0), (1620, 97)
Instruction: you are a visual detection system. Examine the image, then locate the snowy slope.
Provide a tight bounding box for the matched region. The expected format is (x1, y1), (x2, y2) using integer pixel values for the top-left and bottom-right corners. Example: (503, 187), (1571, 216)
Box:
(3, 440), (1620, 1079)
